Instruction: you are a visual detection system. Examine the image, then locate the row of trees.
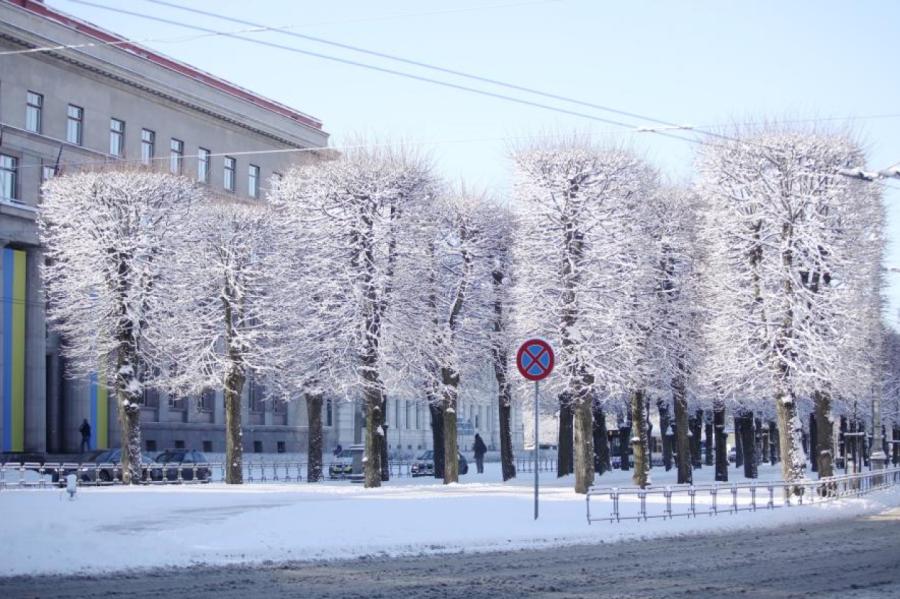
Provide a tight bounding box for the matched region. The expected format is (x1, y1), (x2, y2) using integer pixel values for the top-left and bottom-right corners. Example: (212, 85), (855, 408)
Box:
(38, 125), (892, 494)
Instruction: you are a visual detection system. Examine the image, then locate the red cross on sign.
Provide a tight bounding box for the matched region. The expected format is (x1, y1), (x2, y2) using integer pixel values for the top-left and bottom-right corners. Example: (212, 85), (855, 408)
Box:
(516, 339), (555, 382)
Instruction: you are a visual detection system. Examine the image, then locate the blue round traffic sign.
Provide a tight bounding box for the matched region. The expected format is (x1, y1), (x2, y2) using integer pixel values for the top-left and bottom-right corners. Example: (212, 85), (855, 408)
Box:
(516, 339), (555, 381)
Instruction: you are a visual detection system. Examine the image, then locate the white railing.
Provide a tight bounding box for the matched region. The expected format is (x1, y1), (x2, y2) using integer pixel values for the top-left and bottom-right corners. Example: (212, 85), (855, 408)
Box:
(586, 466), (900, 524)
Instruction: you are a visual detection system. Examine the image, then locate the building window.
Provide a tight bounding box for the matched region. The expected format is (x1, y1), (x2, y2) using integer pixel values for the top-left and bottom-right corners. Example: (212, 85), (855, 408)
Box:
(253, 441), (263, 453)
(168, 395), (187, 410)
(197, 147), (210, 183)
(145, 439), (157, 453)
(326, 399), (333, 427)
(202, 440), (213, 453)
(248, 164), (259, 198)
(41, 165), (56, 183)
(109, 118), (125, 157)
(250, 378), (265, 413)
(0, 154), (18, 201)
(199, 388), (215, 412)
(143, 387), (159, 409)
(25, 91), (42, 133)
(415, 404), (421, 430)
(394, 399), (400, 428)
(223, 156), (235, 192)
(174, 440), (185, 449)
(277, 441), (286, 454)
(274, 398), (287, 414)
(170, 138), (183, 174)
(66, 105), (83, 145)
(141, 129), (155, 165)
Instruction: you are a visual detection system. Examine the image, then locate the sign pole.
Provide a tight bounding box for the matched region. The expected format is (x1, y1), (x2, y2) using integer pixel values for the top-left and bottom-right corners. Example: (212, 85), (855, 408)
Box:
(516, 338), (554, 522)
(534, 380), (540, 520)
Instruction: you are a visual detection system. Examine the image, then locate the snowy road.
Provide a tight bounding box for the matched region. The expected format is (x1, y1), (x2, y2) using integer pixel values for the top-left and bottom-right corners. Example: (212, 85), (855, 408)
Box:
(4, 507), (900, 598)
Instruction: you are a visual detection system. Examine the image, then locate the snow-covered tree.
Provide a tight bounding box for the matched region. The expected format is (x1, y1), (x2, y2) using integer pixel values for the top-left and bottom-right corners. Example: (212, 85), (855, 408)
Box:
(512, 138), (659, 493)
(148, 199), (282, 484)
(268, 146), (435, 488)
(39, 168), (201, 483)
(390, 189), (498, 484)
(697, 127), (884, 489)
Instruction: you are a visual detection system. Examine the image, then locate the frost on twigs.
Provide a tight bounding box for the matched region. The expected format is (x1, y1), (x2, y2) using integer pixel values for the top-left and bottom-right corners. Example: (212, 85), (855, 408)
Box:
(39, 166), (201, 484)
(697, 124), (884, 486)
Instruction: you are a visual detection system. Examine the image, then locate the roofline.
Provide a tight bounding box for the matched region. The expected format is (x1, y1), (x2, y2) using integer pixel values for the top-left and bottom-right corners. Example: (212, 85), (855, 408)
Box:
(4, 0), (324, 131)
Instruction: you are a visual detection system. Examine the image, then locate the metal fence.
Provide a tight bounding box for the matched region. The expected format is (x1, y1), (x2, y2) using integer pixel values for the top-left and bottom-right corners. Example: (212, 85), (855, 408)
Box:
(586, 466), (900, 524)
(516, 456), (556, 473)
(0, 459), (417, 489)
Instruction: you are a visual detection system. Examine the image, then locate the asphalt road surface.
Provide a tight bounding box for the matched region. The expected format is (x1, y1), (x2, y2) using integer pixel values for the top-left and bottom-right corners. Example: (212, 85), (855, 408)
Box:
(5, 509), (900, 599)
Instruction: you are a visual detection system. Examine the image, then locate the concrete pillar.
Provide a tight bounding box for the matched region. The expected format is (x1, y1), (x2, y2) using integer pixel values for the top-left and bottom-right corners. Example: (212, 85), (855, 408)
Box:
(24, 246), (46, 452)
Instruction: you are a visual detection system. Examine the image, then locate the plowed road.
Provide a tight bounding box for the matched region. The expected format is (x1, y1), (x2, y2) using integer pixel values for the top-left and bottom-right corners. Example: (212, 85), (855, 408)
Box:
(4, 509), (900, 598)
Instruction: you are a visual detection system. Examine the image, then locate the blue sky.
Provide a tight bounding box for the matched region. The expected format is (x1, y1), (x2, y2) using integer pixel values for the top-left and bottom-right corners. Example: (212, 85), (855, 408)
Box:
(49, 0), (900, 325)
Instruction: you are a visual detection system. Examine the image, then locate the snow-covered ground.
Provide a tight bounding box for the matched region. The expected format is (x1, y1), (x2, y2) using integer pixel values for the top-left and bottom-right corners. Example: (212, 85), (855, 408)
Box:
(2, 462), (897, 577)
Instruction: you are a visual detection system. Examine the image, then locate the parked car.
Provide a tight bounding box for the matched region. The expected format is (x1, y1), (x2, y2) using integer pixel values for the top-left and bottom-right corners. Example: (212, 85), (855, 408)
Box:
(0, 451), (46, 466)
(410, 450), (469, 477)
(49, 450), (107, 483)
(329, 447), (358, 479)
(83, 449), (160, 483)
(154, 449), (211, 482)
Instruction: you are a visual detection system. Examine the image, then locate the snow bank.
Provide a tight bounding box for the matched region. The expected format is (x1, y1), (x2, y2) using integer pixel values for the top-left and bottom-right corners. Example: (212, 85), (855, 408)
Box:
(2, 463), (897, 577)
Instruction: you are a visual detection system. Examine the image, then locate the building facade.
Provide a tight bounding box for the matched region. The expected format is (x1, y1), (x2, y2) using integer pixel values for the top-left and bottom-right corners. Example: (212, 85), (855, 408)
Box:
(0, 0), (525, 457)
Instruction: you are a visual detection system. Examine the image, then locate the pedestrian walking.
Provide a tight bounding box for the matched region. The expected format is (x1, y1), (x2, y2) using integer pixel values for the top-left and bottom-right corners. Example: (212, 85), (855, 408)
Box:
(333, 443), (343, 457)
(473, 433), (487, 474)
(79, 418), (91, 453)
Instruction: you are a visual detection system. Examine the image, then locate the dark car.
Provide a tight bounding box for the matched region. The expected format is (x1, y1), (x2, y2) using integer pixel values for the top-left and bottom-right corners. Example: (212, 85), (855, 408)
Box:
(49, 450), (107, 483)
(410, 450), (469, 477)
(86, 449), (160, 483)
(155, 449), (211, 482)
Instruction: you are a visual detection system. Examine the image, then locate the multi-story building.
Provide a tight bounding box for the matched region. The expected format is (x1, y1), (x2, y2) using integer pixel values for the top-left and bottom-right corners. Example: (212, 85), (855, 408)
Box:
(0, 0), (524, 457)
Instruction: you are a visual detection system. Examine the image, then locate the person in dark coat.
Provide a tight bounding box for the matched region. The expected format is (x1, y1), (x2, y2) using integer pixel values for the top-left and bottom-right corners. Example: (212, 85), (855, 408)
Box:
(333, 444), (343, 457)
(79, 419), (91, 453)
(473, 433), (487, 474)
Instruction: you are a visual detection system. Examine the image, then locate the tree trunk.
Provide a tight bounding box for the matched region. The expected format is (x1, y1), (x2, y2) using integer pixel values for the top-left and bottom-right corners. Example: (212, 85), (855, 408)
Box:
(704, 412), (714, 466)
(658, 400), (673, 472)
(442, 381), (459, 484)
(754, 417), (763, 469)
(631, 390), (649, 488)
(573, 395), (594, 493)
(557, 394), (574, 477)
(498, 398), (516, 481)
(363, 385), (383, 488)
(305, 392), (323, 483)
(734, 416), (744, 468)
(775, 391), (807, 491)
(223, 368), (245, 485)
(492, 326), (516, 481)
(592, 401), (610, 476)
(739, 412), (757, 479)
(429, 402), (445, 479)
(114, 335), (143, 485)
(689, 410), (702, 469)
(380, 397), (390, 482)
(891, 426), (900, 466)
(618, 424), (631, 472)
(673, 384), (692, 484)
(769, 421), (778, 464)
(809, 411), (818, 473)
(714, 404), (728, 482)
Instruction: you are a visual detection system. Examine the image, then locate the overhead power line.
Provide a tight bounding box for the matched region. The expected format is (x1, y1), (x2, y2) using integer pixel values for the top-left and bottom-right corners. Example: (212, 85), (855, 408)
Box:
(62, 0), (700, 145)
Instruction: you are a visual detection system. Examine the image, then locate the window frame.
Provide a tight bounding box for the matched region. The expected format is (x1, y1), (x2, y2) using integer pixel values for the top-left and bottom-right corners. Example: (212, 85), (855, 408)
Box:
(197, 147), (210, 183)
(66, 104), (83, 145)
(141, 129), (155, 165)
(0, 154), (19, 202)
(25, 91), (42, 133)
(170, 138), (184, 174)
(248, 164), (260, 198)
(223, 156), (236, 192)
(109, 118), (125, 158)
